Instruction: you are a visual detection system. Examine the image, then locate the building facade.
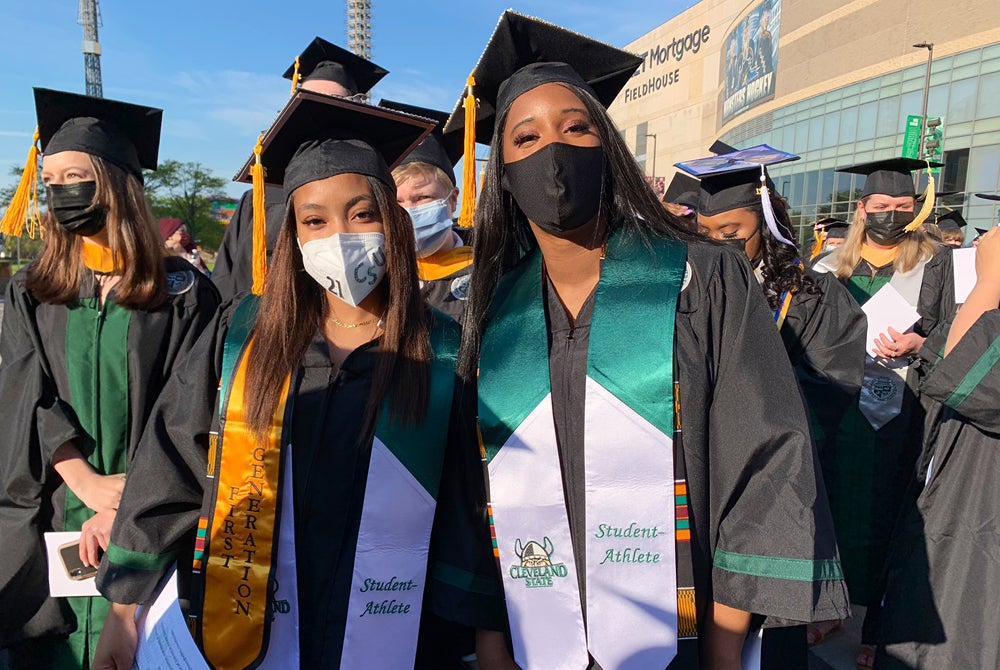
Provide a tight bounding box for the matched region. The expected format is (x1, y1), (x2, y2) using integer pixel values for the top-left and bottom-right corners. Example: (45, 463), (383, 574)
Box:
(609, 0), (1000, 241)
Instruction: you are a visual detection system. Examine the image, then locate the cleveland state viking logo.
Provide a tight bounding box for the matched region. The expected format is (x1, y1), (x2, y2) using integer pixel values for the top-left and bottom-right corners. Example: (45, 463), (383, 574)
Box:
(509, 537), (569, 588)
(866, 375), (898, 402)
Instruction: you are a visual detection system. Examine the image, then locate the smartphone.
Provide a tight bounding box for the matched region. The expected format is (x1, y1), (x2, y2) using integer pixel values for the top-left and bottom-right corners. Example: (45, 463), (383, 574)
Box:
(58, 540), (99, 581)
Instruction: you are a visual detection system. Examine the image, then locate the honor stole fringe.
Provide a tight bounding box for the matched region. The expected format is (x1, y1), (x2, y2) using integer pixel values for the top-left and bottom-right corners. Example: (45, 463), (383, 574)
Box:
(478, 233), (686, 670)
(196, 297), (457, 669)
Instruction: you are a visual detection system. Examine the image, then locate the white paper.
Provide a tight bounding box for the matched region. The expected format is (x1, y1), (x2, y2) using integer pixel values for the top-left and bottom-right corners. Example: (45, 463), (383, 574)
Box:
(952, 247), (978, 304)
(862, 283), (920, 353)
(134, 567), (209, 670)
(44, 531), (100, 597)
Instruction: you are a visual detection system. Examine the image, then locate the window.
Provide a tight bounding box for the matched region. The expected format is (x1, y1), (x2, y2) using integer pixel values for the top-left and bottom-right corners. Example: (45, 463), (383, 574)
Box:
(876, 96), (901, 137)
(839, 106), (858, 144)
(857, 102), (877, 140)
(635, 122), (648, 173)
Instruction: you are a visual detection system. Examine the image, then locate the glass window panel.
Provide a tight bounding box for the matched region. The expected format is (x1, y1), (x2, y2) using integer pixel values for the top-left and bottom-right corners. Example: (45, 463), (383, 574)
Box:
(857, 102), (877, 140)
(897, 91), (922, 125)
(789, 172), (804, 208)
(902, 65), (924, 81)
(929, 69), (950, 87)
(981, 57), (1000, 75)
(841, 83), (861, 97)
(977, 72), (1000, 118)
(839, 106), (859, 144)
(984, 44), (1000, 60)
(859, 90), (879, 104)
(901, 78), (924, 94)
(954, 50), (980, 68)
(882, 71), (902, 86)
(941, 148), (970, 193)
(876, 95), (900, 137)
(952, 64), (979, 81)
(881, 81), (902, 97)
(807, 116), (825, 151)
(926, 84), (948, 121)
(966, 145), (1000, 192)
(819, 169), (835, 205)
(975, 117), (1000, 134)
(804, 170), (819, 206)
(855, 138), (875, 153)
(860, 78), (880, 92)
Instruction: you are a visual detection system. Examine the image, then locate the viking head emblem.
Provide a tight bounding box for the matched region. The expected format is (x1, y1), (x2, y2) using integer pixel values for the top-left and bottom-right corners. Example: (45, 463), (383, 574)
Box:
(514, 537), (554, 567)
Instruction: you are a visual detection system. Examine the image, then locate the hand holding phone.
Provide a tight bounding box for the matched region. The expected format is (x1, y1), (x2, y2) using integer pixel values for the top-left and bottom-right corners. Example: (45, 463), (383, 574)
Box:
(59, 541), (99, 581)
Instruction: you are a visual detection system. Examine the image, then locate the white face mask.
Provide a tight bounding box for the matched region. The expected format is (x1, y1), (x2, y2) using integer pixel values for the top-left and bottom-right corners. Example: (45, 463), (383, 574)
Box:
(298, 232), (387, 307)
(405, 197), (454, 258)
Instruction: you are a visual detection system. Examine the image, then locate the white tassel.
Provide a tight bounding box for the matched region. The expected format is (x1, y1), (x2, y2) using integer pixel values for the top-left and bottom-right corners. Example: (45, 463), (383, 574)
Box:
(759, 168), (797, 248)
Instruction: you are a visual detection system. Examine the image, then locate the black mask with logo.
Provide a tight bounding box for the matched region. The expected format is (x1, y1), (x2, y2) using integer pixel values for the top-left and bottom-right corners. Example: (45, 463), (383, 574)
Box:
(864, 210), (914, 246)
(46, 181), (107, 237)
(502, 143), (605, 235)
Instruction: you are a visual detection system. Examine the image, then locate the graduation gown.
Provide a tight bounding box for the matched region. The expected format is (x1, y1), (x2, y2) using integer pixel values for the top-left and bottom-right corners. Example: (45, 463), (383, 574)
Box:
(877, 309), (1000, 668)
(211, 186), (286, 302)
(823, 246), (954, 616)
(476, 239), (849, 669)
(97, 296), (495, 668)
(0, 258), (220, 660)
(421, 262), (472, 322)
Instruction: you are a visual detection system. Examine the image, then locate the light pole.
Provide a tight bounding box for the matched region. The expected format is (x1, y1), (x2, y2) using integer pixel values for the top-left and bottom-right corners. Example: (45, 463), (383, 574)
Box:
(646, 133), (658, 180)
(913, 41), (934, 187)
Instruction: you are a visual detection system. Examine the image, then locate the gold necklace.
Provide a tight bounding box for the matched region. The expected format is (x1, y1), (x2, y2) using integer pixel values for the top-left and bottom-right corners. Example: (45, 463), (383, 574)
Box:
(329, 305), (385, 329)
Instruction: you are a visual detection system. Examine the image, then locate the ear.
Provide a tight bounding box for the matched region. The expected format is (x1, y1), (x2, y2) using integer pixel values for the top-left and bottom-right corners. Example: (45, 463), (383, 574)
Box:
(855, 200), (866, 221)
(448, 188), (459, 214)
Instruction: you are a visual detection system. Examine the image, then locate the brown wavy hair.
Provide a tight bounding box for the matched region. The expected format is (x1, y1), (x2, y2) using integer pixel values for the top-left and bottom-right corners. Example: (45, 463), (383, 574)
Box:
(26, 155), (166, 309)
(243, 176), (431, 439)
(830, 198), (939, 279)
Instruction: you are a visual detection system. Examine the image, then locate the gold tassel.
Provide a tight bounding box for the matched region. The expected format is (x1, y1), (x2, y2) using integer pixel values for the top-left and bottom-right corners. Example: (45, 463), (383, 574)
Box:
(290, 56), (301, 97)
(250, 134), (267, 295)
(457, 74), (478, 229)
(906, 165), (935, 232)
(0, 127), (42, 237)
(809, 228), (826, 260)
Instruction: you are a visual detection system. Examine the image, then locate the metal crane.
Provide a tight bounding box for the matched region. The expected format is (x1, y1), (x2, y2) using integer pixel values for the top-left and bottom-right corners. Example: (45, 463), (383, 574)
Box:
(78, 0), (103, 97)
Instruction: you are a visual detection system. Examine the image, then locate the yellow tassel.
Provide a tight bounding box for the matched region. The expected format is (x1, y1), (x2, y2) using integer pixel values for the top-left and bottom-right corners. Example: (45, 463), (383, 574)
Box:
(290, 56), (301, 97)
(809, 228), (826, 260)
(0, 127), (42, 237)
(457, 74), (478, 229)
(250, 135), (267, 295)
(906, 166), (935, 232)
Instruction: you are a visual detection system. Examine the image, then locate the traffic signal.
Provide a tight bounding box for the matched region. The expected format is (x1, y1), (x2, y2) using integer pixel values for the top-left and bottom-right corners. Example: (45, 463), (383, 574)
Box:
(924, 117), (943, 159)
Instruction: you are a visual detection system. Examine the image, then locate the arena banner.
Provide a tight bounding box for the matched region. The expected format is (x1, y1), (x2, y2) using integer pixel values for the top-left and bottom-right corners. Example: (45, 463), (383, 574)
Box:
(721, 0), (780, 124)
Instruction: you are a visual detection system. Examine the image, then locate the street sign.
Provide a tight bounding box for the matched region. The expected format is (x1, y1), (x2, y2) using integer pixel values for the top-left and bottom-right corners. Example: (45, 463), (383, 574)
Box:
(902, 115), (922, 159)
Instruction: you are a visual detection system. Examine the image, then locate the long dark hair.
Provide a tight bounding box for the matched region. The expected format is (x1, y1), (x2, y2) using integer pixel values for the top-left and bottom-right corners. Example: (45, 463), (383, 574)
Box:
(752, 192), (818, 310)
(27, 155), (166, 309)
(456, 81), (702, 387)
(244, 176), (431, 439)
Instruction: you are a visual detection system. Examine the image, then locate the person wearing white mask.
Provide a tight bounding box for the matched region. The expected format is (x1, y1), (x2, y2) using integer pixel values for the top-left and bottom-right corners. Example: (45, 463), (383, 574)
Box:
(382, 100), (473, 322)
(91, 91), (494, 670)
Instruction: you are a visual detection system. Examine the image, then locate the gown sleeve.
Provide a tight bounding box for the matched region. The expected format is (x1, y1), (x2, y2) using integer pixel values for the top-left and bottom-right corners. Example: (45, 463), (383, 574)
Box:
(920, 309), (1000, 433)
(915, 246), (956, 338)
(0, 275), (84, 641)
(96, 301), (231, 603)
(423, 379), (507, 631)
(781, 270), (866, 453)
(690, 246), (851, 623)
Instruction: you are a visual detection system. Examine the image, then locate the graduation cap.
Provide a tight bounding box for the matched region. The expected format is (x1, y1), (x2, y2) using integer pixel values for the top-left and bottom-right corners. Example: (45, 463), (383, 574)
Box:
(1, 88), (162, 237)
(837, 157), (943, 235)
(935, 210), (967, 231)
(378, 100), (462, 186)
(974, 193), (1000, 202)
(232, 90), (434, 295)
(709, 139), (739, 155)
(663, 171), (700, 207)
(815, 216), (849, 239)
(282, 37), (388, 95)
(442, 10), (642, 227)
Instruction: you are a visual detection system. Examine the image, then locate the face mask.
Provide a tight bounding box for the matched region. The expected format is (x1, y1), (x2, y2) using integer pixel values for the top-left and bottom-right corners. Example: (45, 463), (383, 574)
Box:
(298, 232), (387, 307)
(717, 225), (760, 259)
(46, 181), (107, 237)
(864, 210), (914, 245)
(502, 143), (604, 235)
(405, 197), (454, 258)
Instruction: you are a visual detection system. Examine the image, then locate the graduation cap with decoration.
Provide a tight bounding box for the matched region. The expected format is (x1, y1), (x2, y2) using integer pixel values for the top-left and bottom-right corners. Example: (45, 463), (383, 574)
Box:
(232, 90), (434, 295)
(283, 37), (388, 97)
(378, 100), (462, 186)
(0, 88), (162, 238)
(836, 157), (943, 235)
(441, 10), (643, 227)
(675, 144), (800, 248)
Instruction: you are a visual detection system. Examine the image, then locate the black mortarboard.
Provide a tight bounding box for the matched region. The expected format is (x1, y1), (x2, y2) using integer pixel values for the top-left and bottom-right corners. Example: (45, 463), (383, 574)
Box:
(663, 171), (700, 206)
(378, 100), (462, 186)
(234, 90), (434, 200)
(35, 88), (162, 176)
(815, 216), (849, 238)
(935, 210), (967, 231)
(282, 37), (388, 94)
(974, 227), (990, 240)
(836, 157), (943, 198)
(442, 11), (642, 145)
(676, 146), (799, 217)
(709, 140), (739, 155)
(974, 193), (1000, 202)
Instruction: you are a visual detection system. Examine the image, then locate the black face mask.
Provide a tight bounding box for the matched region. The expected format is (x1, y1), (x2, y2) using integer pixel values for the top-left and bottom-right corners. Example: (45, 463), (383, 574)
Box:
(717, 225), (760, 259)
(502, 143), (604, 235)
(864, 210), (914, 246)
(46, 181), (107, 237)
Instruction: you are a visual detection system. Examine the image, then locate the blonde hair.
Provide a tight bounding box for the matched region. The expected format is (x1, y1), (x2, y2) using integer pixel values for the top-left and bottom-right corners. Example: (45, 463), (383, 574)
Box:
(831, 197), (940, 279)
(391, 161), (454, 194)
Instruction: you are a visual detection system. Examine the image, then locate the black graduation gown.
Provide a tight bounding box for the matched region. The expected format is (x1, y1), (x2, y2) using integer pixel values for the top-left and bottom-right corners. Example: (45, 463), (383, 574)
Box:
(0, 258), (220, 647)
(211, 186), (286, 302)
(97, 296), (493, 668)
(480, 241), (850, 669)
(421, 262), (472, 322)
(877, 309), (1000, 669)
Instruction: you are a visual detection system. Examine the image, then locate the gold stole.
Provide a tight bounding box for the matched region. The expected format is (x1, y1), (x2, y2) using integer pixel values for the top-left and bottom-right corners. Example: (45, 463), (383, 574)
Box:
(80, 239), (118, 273)
(201, 337), (291, 670)
(416, 245), (473, 282)
(860, 243), (898, 269)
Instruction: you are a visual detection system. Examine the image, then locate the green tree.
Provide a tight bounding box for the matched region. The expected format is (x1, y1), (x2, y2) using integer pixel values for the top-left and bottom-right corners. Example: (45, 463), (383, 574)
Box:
(0, 164), (46, 265)
(143, 160), (228, 252)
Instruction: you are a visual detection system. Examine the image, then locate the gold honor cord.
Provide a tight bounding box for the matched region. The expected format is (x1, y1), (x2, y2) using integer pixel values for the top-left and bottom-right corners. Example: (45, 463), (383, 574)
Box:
(201, 339), (290, 670)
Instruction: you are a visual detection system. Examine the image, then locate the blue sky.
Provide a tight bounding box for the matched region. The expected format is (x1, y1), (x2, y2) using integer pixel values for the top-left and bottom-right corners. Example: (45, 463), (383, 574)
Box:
(0, 1), (696, 198)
